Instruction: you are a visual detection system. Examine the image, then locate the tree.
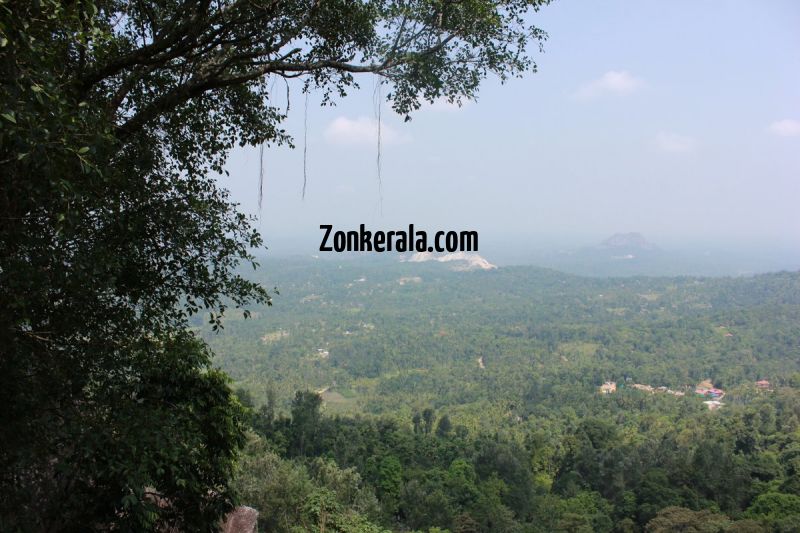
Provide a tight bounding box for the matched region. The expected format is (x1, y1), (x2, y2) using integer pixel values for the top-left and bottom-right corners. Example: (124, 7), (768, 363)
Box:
(745, 492), (800, 525)
(1, 0), (550, 529)
(233, 433), (385, 533)
(423, 408), (437, 435)
(290, 390), (323, 456)
(378, 455), (404, 516)
(446, 459), (480, 508)
(645, 507), (731, 533)
(453, 513), (480, 533)
(436, 414), (453, 437)
(253, 384), (278, 435)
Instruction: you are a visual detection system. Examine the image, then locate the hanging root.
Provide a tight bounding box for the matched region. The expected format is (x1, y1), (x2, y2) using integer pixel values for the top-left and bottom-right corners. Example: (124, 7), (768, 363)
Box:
(373, 75), (383, 213)
(302, 89), (309, 199)
(258, 143), (265, 211)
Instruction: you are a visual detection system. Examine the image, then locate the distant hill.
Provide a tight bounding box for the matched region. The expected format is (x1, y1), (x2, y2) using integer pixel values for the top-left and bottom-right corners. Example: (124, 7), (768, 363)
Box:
(511, 233), (799, 277)
(520, 233), (668, 276)
(601, 232), (658, 251)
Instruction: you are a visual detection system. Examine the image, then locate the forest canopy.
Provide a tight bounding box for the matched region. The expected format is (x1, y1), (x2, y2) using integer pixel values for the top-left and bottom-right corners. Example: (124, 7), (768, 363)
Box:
(217, 258), (800, 533)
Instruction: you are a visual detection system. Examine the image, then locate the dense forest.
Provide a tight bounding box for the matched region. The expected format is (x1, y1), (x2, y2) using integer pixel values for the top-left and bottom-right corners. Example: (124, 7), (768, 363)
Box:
(201, 257), (800, 532)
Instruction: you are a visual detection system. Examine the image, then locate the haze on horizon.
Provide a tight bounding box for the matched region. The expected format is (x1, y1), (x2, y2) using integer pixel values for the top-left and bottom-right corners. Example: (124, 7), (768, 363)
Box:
(219, 0), (800, 262)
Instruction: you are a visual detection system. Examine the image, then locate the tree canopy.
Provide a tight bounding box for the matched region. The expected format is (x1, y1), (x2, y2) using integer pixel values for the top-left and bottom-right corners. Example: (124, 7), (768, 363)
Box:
(0, 0), (550, 529)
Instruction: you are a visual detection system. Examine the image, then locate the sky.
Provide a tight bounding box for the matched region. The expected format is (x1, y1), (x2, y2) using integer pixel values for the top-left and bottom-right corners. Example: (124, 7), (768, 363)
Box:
(219, 0), (800, 258)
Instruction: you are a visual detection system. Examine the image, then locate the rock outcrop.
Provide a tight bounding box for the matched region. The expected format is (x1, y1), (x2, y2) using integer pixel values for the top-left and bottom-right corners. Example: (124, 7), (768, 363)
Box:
(405, 251), (497, 271)
(221, 506), (258, 533)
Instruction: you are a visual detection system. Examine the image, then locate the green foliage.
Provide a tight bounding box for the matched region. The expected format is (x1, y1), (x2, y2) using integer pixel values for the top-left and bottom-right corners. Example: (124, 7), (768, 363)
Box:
(645, 506), (731, 532)
(745, 492), (800, 529)
(216, 259), (800, 532)
(291, 390), (324, 456)
(1, 0), (552, 528)
(437, 415), (453, 437)
(378, 455), (403, 515)
(233, 433), (385, 533)
(2, 334), (247, 530)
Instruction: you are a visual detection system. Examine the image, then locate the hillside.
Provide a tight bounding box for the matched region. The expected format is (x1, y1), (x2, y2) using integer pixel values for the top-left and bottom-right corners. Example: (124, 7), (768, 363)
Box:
(204, 258), (800, 531)
(204, 258), (800, 415)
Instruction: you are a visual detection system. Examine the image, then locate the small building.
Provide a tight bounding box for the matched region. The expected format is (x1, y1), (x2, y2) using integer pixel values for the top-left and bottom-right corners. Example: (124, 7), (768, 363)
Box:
(633, 383), (654, 393)
(756, 379), (771, 390)
(703, 400), (724, 411)
(695, 387), (724, 399)
(600, 381), (617, 394)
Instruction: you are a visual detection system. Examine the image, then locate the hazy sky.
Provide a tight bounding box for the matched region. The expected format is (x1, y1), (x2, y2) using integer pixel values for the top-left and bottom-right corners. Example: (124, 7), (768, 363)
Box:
(219, 0), (800, 256)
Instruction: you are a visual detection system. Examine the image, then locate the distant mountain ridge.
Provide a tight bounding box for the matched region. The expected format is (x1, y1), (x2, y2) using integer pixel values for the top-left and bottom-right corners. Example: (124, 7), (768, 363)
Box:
(601, 232), (658, 251)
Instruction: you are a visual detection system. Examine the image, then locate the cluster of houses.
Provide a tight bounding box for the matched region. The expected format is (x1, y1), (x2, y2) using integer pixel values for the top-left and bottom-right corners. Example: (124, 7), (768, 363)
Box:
(599, 380), (720, 410)
(599, 378), (774, 411)
(694, 380), (725, 410)
(695, 387), (724, 399)
(694, 387), (728, 410)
